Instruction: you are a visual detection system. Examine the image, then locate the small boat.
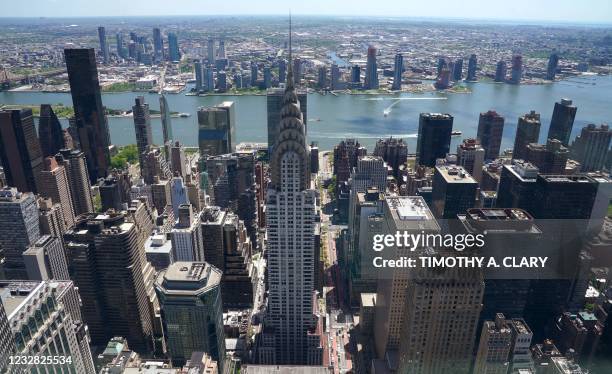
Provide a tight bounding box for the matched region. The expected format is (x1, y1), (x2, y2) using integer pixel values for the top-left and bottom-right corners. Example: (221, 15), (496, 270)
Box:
(178, 113), (191, 118)
(451, 130), (462, 136)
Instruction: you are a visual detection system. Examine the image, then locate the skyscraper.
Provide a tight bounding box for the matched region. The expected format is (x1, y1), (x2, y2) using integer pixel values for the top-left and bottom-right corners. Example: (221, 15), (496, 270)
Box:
(373, 196), (438, 356)
(334, 138), (366, 183)
(477, 110), (505, 160)
(39, 157), (75, 229)
(496, 161), (539, 215)
(431, 165), (478, 219)
(330, 63), (342, 90)
(416, 113), (454, 167)
(198, 102), (236, 156)
(349, 155), (387, 194)
(194, 60), (203, 91)
(99, 175), (123, 211)
(365, 45), (379, 89)
(396, 243), (484, 373)
(0, 187), (40, 279)
(373, 137), (407, 180)
(0, 280), (96, 373)
(37, 197), (66, 239)
(510, 53), (523, 84)
(317, 66), (326, 89)
(207, 38), (215, 64)
(171, 204), (204, 262)
(38, 104), (65, 157)
(64, 48), (111, 183)
(23, 234), (70, 280)
(151, 178), (172, 214)
(160, 94), (173, 145)
(205, 153), (257, 244)
(217, 38), (226, 59)
(218, 211), (255, 308)
(170, 141), (187, 179)
(264, 65), (272, 89)
(474, 314), (513, 374)
(56, 148), (94, 216)
(547, 98), (577, 147)
(570, 124), (612, 172)
(293, 58), (302, 86)
(204, 65), (214, 92)
(459, 208), (542, 337)
(133, 96), (153, 175)
(200, 206), (227, 271)
(513, 110), (541, 160)
(547, 52), (560, 80)
(251, 62), (259, 86)
(351, 64), (361, 85)
(453, 57), (464, 81)
(142, 147), (172, 185)
(508, 319), (535, 372)
(347, 188), (383, 302)
(467, 53), (478, 81)
(457, 138), (485, 182)
(524, 138), (569, 174)
(153, 27), (163, 61)
(168, 32), (180, 62)
(155, 262), (225, 368)
(267, 87), (307, 154)
(63, 201), (158, 352)
(98, 26), (110, 64)
(217, 71), (228, 92)
(435, 64), (452, 89)
(0, 108), (43, 193)
(392, 53), (403, 90)
(171, 175), (189, 218)
(116, 33), (126, 59)
(278, 59), (287, 83)
(495, 60), (507, 82)
(260, 25), (322, 364)
(0, 296), (15, 373)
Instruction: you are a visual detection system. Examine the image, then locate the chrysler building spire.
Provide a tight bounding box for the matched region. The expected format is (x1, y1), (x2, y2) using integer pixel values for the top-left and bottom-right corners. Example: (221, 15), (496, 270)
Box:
(269, 13), (310, 191)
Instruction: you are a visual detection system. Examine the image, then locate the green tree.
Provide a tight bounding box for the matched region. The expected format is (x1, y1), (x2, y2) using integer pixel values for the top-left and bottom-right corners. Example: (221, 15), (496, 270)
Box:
(110, 144), (139, 169)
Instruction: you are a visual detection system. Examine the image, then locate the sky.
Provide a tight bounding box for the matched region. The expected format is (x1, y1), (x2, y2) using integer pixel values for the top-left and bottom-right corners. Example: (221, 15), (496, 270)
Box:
(2, 0), (612, 24)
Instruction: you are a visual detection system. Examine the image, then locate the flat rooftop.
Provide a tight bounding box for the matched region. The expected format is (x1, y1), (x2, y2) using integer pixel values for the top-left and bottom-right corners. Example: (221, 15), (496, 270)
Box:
(156, 262), (222, 294)
(243, 366), (331, 374)
(436, 165), (477, 184)
(385, 195), (440, 231)
(509, 319), (533, 336)
(506, 161), (538, 181)
(360, 293), (377, 307)
(145, 234), (172, 254)
(420, 112), (453, 120)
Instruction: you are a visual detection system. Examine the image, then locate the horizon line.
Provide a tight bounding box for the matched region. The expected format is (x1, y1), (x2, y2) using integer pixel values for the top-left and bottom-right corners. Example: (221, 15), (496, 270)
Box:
(0, 14), (611, 26)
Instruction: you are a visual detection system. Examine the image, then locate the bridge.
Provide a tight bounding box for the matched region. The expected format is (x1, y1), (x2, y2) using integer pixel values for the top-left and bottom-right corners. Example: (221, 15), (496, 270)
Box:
(0, 67), (66, 89)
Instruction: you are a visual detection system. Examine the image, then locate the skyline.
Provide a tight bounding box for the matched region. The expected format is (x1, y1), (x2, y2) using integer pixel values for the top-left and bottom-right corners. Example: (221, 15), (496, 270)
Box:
(2, 0), (612, 24)
(0, 8), (611, 373)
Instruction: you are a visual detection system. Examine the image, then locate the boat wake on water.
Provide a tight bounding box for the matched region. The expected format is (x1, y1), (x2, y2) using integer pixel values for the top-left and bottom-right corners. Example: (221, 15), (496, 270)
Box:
(360, 97), (448, 116)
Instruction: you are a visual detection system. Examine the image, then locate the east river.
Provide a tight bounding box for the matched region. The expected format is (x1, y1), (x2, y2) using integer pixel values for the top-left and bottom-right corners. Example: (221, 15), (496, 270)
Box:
(1, 75), (611, 152)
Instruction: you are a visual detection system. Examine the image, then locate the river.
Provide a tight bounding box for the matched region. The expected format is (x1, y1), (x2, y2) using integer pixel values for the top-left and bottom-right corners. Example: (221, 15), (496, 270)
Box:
(1, 75), (611, 152)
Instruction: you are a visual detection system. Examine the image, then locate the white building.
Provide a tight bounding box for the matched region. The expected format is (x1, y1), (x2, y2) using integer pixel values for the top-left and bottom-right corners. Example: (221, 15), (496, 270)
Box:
(170, 204), (204, 262)
(0, 280), (96, 373)
(457, 138), (485, 182)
